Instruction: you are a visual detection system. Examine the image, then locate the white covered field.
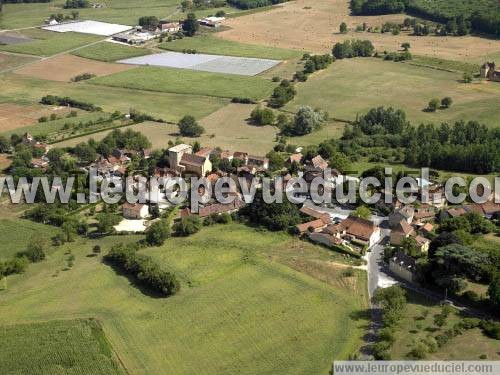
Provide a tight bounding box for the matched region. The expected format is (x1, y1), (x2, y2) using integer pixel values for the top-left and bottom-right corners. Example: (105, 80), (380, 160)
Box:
(118, 51), (280, 76)
(42, 20), (132, 36)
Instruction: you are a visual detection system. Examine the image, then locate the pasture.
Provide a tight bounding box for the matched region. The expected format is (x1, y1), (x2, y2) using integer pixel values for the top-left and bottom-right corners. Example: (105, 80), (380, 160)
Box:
(0, 224), (368, 374)
(159, 35), (304, 60)
(91, 66), (277, 100)
(0, 218), (58, 261)
(390, 291), (500, 360)
(14, 54), (134, 82)
(0, 319), (125, 374)
(0, 74), (229, 123)
(118, 51), (280, 76)
(0, 52), (39, 72)
(285, 58), (500, 127)
(0, 101), (80, 133)
(218, 0), (500, 62)
(0, 0), (179, 30)
(0, 29), (102, 57)
(72, 42), (152, 62)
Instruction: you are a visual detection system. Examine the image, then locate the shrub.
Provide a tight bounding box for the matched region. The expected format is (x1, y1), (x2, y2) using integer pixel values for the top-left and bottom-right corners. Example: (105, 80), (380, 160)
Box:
(268, 79), (296, 108)
(480, 320), (500, 340)
(71, 73), (96, 82)
(427, 98), (440, 112)
(173, 216), (202, 236)
(441, 97), (453, 108)
(178, 115), (205, 137)
(146, 220), (171, 246)
(40, 95), (101, 112)
(250, 107), (275, 125)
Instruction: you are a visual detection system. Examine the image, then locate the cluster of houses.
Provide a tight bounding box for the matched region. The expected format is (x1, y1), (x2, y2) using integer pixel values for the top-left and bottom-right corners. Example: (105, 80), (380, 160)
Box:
(112, 16), (225, 45)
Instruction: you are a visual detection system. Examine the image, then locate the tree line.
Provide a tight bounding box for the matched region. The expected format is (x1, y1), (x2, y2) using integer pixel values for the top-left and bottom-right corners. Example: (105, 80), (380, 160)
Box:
(341, 106), (500, 174)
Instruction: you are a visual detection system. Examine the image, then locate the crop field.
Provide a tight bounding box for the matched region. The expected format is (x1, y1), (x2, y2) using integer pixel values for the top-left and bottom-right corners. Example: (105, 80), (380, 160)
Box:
(0, 74), (229, 123)
(285, 58), (500, 127)
(218, 0), (500, 62)
(0, 52), (39, 72)
(42, 20), (133, 36)
(14, 54), (134, 82)
(0, 223), (368, 374)
(0, 29), (102, 57)
(72, 42), (152, 62)
(0, 33), (32, 45)
(0, 101), (81, 133)
(0, 218), (58, 261)
(0, 319), (125, 374)
(118, 51), (281, 76)
(159, 35), (304, 60)
(91, 66), (277, 100)
(0, 0), (179, 30)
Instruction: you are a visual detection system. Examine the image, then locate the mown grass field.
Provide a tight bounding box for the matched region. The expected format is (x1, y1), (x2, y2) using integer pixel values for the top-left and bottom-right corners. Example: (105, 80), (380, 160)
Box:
(286, 58), (500, 127)
(0, 74), (229, 123)
(0, 0), (179, 29)
(0, 223), (369, 374)
(73, 42), (152, 62)
(390, 290), (500, 360)
(0, 29), (101, 57)
(0, 218), (58, 261)
(0, 52), (39, 72)
(159, 35), (303, 60)
(0, 319), (125, 374)
(90, 66), (277, 100)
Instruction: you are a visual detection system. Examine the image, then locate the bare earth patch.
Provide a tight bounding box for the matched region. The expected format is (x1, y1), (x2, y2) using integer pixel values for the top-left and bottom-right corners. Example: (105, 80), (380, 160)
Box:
(0, 154), (12, 171)
(14, 54), (134, 82)
(218, 0), (500, 62)
(0, 103), (76, 132)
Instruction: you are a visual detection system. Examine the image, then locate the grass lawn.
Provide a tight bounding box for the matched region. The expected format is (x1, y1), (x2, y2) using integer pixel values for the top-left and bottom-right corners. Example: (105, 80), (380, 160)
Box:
(159, 35), (303, 60)
(73, 42), (152, 62)
(0, 223), (369, 374)
(390, 290), (500, 360)
(0, 218), (58, 261)
(0, 74), (229, 123)
(286, 58), (500, 127)
(90, 66), (277, 100)
(0, 0), (179, 29)
(0, 30), (102, 57)
(0, 319), (125, 374)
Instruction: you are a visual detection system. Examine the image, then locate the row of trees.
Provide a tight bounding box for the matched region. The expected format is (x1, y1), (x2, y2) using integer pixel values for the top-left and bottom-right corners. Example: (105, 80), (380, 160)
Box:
(332, 39), (374, 59)
(105, 243), (180, 297)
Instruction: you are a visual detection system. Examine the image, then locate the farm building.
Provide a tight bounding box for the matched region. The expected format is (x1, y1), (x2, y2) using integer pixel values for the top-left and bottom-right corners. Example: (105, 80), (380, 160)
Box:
(480, 62), (500, 82)
(123, 203), (149, 219)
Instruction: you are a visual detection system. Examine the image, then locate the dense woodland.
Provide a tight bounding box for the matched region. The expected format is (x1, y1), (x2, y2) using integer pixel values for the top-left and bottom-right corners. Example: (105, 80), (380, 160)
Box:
(228, 0), (286, 10)
(341, 107), (500, 174)
(350, 0), (500, 36)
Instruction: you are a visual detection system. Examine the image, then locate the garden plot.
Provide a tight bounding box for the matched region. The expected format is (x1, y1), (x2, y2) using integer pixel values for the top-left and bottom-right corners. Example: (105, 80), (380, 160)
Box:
(118, 51), (280, 76)
(42, 20), (132, 36)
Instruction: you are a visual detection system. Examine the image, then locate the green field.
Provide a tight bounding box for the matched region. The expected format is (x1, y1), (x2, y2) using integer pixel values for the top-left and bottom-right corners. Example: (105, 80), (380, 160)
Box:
(0, 223), (368, 374)
(73, 42), (152, 62)
(0, 218), (58, 261)
(390, 290), (500, 360)
(159, 35), (303, 60)
(0, 74), (229, 123)
(88, 67), (275, 100)
(286, 58), (500, 127)
(0, 30), (102, 57)
(91, 66), (277, 100)
(0, 319), (125, 374)
(405, 55), (480, 75)
(0, 0), (179, 30)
